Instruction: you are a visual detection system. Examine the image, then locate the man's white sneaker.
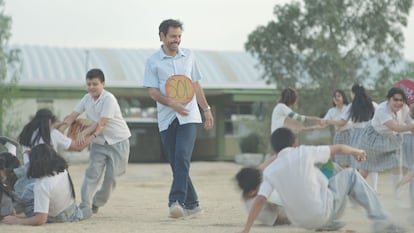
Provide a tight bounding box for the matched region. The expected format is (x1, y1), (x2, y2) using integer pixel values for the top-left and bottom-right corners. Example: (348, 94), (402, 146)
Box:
(169, 201), (184, 218)
(183, 206), (203, 219)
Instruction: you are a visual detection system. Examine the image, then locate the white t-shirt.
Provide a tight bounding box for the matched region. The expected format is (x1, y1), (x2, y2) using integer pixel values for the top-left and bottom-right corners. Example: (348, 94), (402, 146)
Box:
(323, 105), (352, 131)
(371, 101), (412, 135)
(22, 129), (72, 164)
(74, 89), (131, 145)
(244, 196), (279, 226)
(33, 170), (75, 217)
(271, 103), (293, 134)
(258, 145), (333, 229)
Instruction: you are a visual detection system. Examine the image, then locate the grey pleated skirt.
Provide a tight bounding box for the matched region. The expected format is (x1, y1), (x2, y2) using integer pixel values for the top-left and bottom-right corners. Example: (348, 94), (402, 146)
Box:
(333, 129), (352, 166)
(355, 124), (402, 172)
(349, 127), (364, 168)
(402, 134), (414, 169)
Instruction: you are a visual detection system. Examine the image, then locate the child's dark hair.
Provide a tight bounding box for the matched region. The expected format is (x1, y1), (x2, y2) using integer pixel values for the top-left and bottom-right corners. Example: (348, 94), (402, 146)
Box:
(0, 152), (20, 170)
(332, 89), (349, 106)
(278, 87), (298, 107)
(386, 87), (407, 104)
(27, 144), (76, 198)
(86, 68), (105, 83)
(0, 152), (20, 202)
(349, 84), (374, 122)
(271, 127), (295, 153)
(18, 108), (57, 147)
(235, 167), (262, 199)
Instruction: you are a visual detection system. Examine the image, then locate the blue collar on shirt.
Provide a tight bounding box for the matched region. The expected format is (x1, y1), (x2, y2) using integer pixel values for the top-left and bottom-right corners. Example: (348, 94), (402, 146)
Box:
(158, 46), (186, 60)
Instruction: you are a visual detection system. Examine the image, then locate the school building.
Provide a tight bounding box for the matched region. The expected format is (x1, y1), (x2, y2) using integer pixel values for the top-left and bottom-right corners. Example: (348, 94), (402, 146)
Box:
(7, 45), (277, 162)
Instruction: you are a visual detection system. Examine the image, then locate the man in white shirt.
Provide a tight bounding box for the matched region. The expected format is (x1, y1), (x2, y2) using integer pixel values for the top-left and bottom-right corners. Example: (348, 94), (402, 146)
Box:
(143, 19), (214, 218)
(240, 127), (405, 233)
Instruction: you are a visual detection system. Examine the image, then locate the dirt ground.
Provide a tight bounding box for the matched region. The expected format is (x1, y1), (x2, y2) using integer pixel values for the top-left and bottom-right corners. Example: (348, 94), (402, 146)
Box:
(2, 160), (414, 233)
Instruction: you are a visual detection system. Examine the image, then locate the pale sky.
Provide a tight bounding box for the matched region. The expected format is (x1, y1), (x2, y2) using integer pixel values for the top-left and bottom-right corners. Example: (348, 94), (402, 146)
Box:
(5, 0), (414, 61)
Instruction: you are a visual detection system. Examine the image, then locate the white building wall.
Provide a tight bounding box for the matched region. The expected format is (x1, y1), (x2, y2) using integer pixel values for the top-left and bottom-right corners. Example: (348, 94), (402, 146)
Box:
(4, 97), (90, 162)
(4, 98), (84, 139)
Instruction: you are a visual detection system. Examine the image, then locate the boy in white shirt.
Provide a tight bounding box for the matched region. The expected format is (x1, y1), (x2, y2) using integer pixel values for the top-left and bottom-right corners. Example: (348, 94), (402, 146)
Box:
(61, 68), (131, 218)
(240, 127), (405, 233)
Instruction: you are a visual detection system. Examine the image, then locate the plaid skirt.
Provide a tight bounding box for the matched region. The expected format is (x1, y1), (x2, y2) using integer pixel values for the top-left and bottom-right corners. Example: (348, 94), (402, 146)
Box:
(349, 128), (364, 168)
(333, 129), (352, 166)
(402, 134), (414, 169)
(356, 124), (402, 172)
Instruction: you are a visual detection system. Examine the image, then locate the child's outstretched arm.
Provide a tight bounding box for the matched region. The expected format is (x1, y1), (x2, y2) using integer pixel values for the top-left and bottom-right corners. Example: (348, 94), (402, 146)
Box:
(258, 154), (277, 171)
(397, 171), (414, 189)
(302, 124), (326, 131)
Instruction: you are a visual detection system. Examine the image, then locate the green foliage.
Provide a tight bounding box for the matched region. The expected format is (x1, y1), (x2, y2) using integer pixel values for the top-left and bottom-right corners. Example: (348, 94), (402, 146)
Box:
(245, 0), (413, 116)
(240, 101), (273, 154)
(0, 0), (20, 136)
(368, 62), (414, 102)
(239, 133), (260, 153)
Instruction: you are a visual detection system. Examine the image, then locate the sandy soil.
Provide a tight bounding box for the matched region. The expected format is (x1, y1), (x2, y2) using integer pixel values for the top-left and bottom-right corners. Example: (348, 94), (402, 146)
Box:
(2, 161), (414, 233)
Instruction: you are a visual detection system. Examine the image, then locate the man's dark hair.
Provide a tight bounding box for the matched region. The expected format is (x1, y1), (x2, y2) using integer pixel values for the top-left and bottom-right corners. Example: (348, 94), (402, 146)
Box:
(271, 127), (295, 153)
(159, 19), (183, 36)
(86, 68), (105, 83)
(235, 167), (261, 199)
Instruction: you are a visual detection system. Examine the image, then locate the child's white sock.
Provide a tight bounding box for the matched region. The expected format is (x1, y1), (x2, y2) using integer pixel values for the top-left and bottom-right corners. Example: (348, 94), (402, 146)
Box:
(367, 172), (378, 192)
(392, 174), (402, 200)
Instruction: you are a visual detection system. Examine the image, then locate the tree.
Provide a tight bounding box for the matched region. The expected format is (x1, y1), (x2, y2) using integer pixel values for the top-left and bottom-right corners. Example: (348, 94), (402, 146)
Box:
(389, 61), (414, 85)
(245, 0), (412, 115)
(0, 0), (20, 136)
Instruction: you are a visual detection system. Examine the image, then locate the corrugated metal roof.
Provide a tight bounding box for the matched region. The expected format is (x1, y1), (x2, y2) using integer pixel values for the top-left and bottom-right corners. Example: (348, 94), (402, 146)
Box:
(13, 45), (274, 89)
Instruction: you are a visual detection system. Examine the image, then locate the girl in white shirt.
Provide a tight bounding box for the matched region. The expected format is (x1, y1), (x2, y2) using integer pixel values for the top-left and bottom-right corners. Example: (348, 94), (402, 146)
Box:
(323, 84), (379, 190)
(357, 87), (414, 201)
(2, 144), (85, 225)
(322, 89), (352, 168)
(18, 108), (90, 165)
(14, 109), (92, 217)
(271, 87), (321, 134)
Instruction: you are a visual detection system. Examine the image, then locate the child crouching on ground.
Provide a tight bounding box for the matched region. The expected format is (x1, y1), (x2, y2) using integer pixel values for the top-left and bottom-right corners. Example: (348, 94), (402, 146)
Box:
(236, 166), (290, 226)
(2, 144), (87, 225)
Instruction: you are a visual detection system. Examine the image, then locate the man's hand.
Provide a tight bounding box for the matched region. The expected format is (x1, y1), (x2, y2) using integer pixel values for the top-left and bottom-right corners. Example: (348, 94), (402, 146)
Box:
(169, 101), (189, 116)
(203, 111), (214, 130)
